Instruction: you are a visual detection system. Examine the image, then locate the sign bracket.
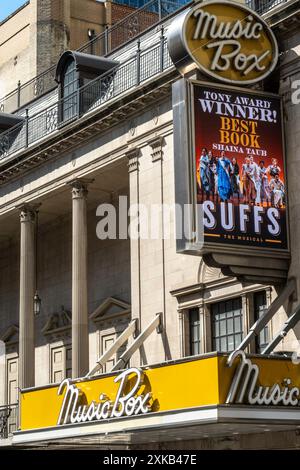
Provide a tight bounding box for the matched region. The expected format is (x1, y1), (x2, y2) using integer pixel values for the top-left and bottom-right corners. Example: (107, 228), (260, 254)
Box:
(227, 277), (297, 363)
(86, 314), (162, 377)
(262, 303), (300, 355)
(111, 313), (162, 372)
(86, 319), (137, 377)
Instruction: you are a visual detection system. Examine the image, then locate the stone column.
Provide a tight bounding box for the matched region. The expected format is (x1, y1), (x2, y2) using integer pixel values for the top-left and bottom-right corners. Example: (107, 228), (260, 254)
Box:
(69, 179), (92, 378)
(126, 148), (141, 366)
(19, 204), (38, 389)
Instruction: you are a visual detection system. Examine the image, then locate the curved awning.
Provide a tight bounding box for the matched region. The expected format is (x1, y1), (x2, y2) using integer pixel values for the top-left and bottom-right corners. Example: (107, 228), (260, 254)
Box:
(55, 51), (119, 83)
(0, 112), (24, 132)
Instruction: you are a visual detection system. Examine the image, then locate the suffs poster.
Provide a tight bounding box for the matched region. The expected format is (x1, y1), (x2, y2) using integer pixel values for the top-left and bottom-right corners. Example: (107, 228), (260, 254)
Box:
(194, 84), (287, 249)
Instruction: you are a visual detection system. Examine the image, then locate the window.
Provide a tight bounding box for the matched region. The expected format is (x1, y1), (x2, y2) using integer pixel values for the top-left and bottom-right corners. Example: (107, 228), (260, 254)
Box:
(101, 333), (116, 373)
(61, 59), (78, 122)
(99, 331), (128, 373)
(6, 357), (18, 405)
(50, 345), (72, 383)
(5, 355), (18, 434)
(212, 298), (243, 352)
(189, 308), (202, 355)
(254, 291), (269, 353)
(56, 51), (118, 124)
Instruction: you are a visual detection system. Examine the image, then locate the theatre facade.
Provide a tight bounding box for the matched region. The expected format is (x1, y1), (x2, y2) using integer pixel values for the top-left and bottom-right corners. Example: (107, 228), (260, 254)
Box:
(1, 0), (300, 450)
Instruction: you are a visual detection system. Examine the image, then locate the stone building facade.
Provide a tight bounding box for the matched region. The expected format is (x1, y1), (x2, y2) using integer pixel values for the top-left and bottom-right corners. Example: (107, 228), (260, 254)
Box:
(0, 0), (159, 102)
(0, 0), (300, 450)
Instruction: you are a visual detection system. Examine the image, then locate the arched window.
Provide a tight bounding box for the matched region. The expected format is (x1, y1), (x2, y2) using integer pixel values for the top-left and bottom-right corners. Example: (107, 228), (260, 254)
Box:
(55, 51), (119, 125)
(61, 59), (78, 122)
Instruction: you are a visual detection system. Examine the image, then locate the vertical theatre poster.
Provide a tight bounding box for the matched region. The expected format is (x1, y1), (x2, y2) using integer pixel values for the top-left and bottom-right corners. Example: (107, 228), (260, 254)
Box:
(194, 83), (287, 250)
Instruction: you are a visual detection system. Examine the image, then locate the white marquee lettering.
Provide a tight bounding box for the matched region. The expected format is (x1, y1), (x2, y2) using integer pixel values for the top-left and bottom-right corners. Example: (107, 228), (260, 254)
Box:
(226, 351), (300, 407)
(57, 367), (151, 426)
(192, 10), (270, 77)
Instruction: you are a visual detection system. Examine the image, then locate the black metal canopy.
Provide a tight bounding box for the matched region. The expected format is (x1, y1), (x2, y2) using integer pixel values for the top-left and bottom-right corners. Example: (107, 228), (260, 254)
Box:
(55, 51), (119, 83)
(0, 112), (24, 132)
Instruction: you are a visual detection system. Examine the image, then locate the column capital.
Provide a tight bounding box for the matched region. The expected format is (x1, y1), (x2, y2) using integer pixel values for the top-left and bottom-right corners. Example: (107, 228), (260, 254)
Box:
(198, 302), (205, 315)
(126, 147), (140, 173)
(17, 203), (41, 223)
(149, 136), (165, 163)
(68, 178), (94, 199)
(177, 309), (184, 320)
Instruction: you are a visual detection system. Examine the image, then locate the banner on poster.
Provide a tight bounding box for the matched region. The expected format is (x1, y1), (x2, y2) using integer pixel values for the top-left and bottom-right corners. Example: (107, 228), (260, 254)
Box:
(193, 83), (287, 250)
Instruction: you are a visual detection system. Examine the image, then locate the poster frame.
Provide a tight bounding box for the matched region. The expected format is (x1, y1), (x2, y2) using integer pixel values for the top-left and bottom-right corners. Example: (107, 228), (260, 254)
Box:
(173, 78), (290, 260)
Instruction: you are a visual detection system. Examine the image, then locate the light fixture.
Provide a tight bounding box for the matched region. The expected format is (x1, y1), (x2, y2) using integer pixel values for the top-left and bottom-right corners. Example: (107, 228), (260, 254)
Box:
(87, 29), (95, 40)
(34, 291), (41, 316)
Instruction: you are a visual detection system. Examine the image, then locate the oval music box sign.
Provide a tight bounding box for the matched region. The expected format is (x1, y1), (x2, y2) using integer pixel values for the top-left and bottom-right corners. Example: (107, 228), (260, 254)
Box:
(167, 0), (278, 85)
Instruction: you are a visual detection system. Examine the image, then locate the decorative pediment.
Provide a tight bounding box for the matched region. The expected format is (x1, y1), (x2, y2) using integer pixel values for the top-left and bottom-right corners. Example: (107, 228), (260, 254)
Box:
(42, 306), (72, 339)
(0, 325), (19, 345)
(90, 297), (131, 323)
(198, 258), (224, 285)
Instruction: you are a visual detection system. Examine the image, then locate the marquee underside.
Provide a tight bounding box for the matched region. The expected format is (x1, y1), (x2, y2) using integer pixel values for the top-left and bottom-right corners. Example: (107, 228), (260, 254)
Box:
(13, 405), (300, 446)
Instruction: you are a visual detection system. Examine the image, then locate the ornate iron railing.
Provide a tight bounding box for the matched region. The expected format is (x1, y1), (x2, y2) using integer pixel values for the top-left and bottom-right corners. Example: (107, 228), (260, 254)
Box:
(245, 0), (289, 14)
(0, 35), (173, 161)
(0, 404), (18, 439)
(0, 0), (186, 115)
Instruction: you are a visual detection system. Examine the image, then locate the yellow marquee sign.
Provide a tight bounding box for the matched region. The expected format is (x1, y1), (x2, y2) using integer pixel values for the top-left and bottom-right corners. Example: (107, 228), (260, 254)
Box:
(20, 353), (300, 432)
(167, 0), (278, 85)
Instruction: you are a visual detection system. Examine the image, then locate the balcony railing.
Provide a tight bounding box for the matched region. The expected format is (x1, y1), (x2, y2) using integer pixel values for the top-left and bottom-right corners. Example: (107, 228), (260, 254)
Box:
(245, 0), (289, 14)
(0, 35), (173, 162)
(0, 404), (18, 439)
(0, 0), (187, 115)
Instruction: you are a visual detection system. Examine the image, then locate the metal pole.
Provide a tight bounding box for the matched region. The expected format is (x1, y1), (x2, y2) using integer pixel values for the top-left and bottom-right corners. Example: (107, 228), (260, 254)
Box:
(25, 109), (29, 148)
(86, 320), (137, 377)
(227, 278), (296, 363)
(112, 313), (162, 372)
(104, 26), (109, 56)
(136, 39), (141, 86)
(76, 72), (80, 118)
(158, 0), (162, 21)
(262, 304), (300, 355)
(160, 26), (164, 73)
(17, 81), (21, 109)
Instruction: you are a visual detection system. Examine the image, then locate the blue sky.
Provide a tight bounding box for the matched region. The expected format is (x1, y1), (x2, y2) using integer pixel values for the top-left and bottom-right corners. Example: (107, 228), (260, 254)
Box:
(0, 0), (27, 22)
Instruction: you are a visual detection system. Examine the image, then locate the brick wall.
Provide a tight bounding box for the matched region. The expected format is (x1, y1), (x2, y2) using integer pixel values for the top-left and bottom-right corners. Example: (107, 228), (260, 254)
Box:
(110, 2), (158, 51)
(36, 0), (70, 75)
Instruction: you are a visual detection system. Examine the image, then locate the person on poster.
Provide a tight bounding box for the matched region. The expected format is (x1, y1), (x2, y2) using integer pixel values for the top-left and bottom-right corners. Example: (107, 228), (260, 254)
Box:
(258, 160), (271, 205)
(267, 158), (281, 178)
(270, 174), (285, 208)
(217, 151), (232, 202)
(249, 156), (261, 204)
(199, 148), (211, 195)
(208, 150), (218, 197)
(230, 157), (240, 199)
(242, 157), (256, 204)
